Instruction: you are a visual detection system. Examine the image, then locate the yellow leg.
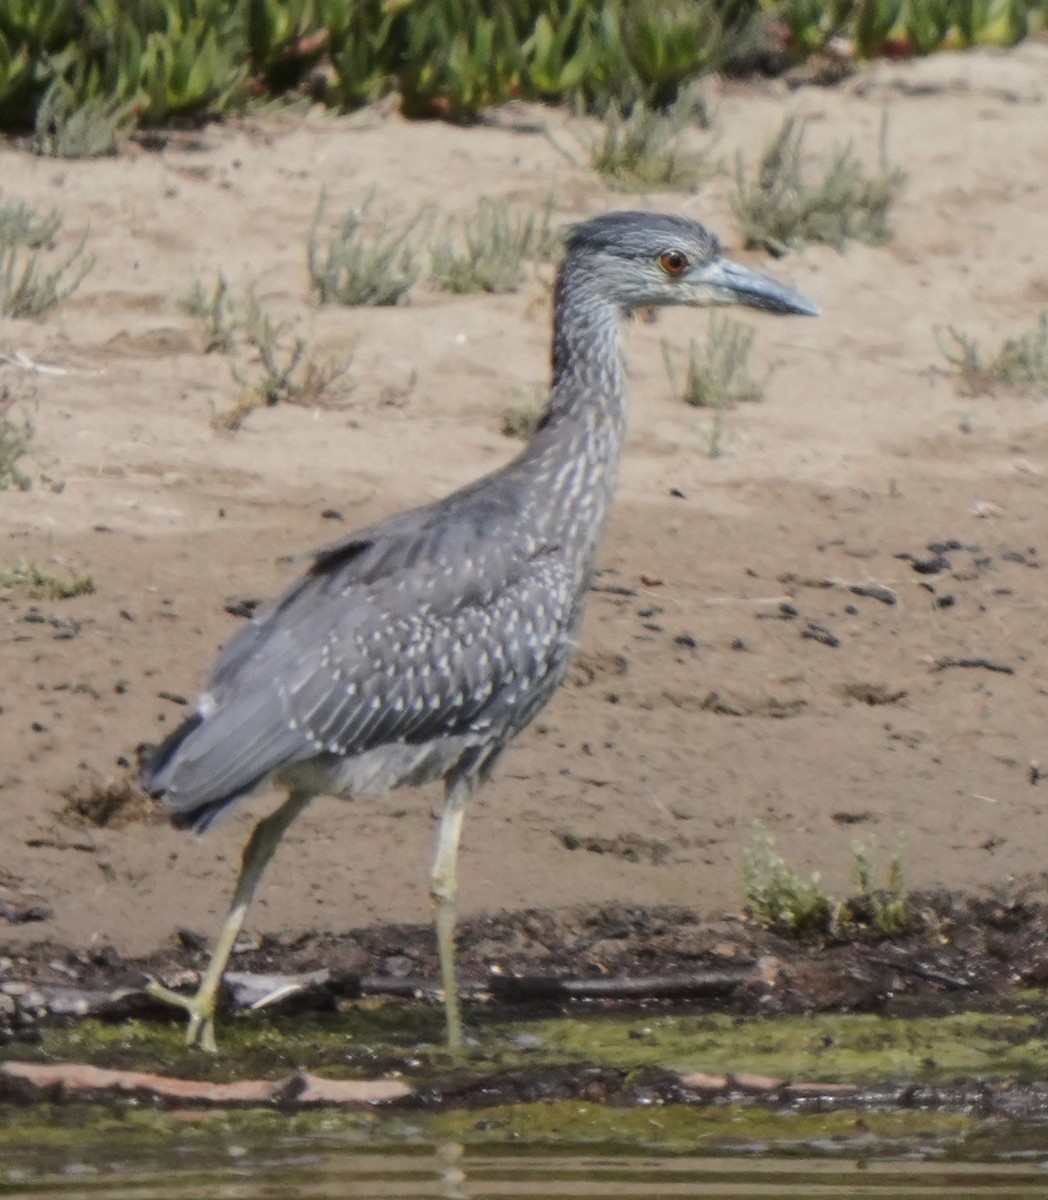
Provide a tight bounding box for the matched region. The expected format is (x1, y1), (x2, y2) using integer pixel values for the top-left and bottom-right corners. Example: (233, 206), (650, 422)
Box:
(430, 778), (470, 1053)
(148, 788), (314, 1052)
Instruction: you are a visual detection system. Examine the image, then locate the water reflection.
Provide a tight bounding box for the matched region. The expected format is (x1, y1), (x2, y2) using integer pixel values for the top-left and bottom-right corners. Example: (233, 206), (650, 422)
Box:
(3, 1145), (1048, 1199)
(436, 1141), (468, 1199)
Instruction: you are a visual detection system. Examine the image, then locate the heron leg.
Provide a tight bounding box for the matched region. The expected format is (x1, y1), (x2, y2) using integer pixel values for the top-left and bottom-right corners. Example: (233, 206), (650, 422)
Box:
(429, 777), (470, 1053)
(147, 788), (314, 1052)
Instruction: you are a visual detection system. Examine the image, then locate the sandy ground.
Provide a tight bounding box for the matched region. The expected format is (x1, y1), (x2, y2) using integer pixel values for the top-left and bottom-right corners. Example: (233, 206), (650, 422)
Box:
(1, 46), (1047, 961)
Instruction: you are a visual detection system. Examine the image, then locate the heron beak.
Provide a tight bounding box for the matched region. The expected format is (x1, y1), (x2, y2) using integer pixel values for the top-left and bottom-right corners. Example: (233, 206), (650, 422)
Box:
(692, 258), (820, 317)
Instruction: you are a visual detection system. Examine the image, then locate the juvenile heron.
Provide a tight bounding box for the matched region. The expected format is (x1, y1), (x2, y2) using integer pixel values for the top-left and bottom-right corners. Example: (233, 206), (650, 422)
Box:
(143, 210), (817, 1052)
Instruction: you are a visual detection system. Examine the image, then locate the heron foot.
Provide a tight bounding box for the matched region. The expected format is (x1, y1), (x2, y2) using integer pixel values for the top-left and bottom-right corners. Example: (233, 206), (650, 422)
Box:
(145, 978), (220, 1053)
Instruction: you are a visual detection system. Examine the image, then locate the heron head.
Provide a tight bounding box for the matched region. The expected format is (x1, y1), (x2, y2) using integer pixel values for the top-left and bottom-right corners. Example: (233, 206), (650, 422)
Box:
(564, 211), (819, 317)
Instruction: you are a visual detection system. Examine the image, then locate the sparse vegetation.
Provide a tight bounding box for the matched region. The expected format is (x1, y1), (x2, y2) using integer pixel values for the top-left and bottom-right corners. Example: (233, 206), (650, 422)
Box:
(33, 78), (131, 158)
(179, 272), (238, 353)
(241, 290), (353, 406)
(0, 559), (95, 599)
(662, 316), (765, 459)
(239, 297), (308, 404)
(732, 115), (907, 255)
(214, 291), (353, 431)
(61, 777), (154, 829)
(938, 312), (1048, 393)
(0, 234), (93, 317)
(588, 92), (711, 192)
(501, 386), (546, 439)
(696, 399), (729, 459)
(743, 824), (834, 936)
(175, 268), (354, 431)
(662, 316), (764, 409)
(0, 385), (65, 492)
(0, 388), (33, 491)
(0, 193), (93, 317)
(430, 198), (557, 295)
(838, 839), (910, 937)
(308, 192), (424, 308)
(520, 195), (563, 262)
(0, 195), (60, 248)
(743, 823), (910, 938)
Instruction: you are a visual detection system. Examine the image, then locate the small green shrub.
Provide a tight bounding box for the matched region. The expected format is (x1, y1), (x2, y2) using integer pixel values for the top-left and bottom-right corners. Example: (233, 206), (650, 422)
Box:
(662, 315), (764, 409)
(663, 315), (765, 459)
(239, 291), (308, 406)
(430, 198), (557, 295)
(522, 3), (602, 103)
(180, 273), (238, 353)
(396, 3), (520, 120)
(938, 312), (1048, 393)
(0, 559), (95, 599)
(83, 0), (249, 125)
(616, 0), (763, 108)
(33, 78), (131, 158)
(214, 291), (353, 430)
(0, 389), (33, 491)
(732, 115), (906, 255)
(520, 195), (564, 263)
(0, 236), (93, 317)
(742, 824), (833, 936)
(527, 0), (763, 112)
(836, 839), (909, 937)
(0, 194), (93, 317)
(0, 194), (60, 248)
(308, 192), (423, 307)
(501, 387), (545, 439)
(743, 824), (911, 939)
(589, 93), (710, 192)
(325, 0), (399, 109)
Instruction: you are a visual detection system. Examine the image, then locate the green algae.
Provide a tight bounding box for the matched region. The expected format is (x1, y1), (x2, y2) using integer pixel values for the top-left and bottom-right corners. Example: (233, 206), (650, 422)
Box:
(491, 1008), (1048, 1084)
(425, 1099), (978, 1154)
(23, 1002), (448, 1082)
(17, 998), (1048, 1088)
(0, 1098), (1032, 1166)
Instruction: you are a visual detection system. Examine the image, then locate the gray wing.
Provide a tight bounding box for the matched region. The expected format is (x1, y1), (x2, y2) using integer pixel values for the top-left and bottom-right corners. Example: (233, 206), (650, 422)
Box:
(144, 488), (578, 828)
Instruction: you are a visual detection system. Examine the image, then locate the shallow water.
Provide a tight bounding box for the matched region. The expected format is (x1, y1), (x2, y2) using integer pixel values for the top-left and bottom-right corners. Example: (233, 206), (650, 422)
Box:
(4, 1144), (1048, 1199)
(7, 1002), (1048, 1198)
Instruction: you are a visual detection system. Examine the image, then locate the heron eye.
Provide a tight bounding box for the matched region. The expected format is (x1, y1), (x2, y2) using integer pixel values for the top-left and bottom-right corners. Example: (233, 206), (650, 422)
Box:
(659, 249), (689, 275)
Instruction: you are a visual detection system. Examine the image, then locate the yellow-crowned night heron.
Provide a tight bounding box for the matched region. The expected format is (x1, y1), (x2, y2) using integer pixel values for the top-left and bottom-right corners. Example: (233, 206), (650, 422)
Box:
(143, 210), (818, 1052)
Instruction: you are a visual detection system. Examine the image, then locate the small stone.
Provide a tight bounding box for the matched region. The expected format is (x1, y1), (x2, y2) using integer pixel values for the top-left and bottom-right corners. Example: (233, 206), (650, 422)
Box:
(292, 1072), (412, 1105)
(731, 1072), (784, 1092)
(783, 1081), (860, 1097)
(679, 1071), (728, 1092)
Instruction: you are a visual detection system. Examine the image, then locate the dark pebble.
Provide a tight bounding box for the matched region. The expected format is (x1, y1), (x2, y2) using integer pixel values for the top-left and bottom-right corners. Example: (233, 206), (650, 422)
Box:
(224, 598), (261, 619)
(802, 621), (840, 648)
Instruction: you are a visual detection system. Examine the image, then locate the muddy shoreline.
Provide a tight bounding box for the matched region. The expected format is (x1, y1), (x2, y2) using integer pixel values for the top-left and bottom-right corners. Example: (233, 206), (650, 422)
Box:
(5, 891), (1047, 1032)
(3, 893), (1048, 1118)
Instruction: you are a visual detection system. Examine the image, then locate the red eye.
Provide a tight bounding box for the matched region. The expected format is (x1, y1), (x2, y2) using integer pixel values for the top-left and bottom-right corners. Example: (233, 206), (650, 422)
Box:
(659, 249), (689, 275)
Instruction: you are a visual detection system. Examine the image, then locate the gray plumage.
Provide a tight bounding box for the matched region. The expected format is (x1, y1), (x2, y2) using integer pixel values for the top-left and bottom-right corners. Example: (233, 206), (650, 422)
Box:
(142, 210), (817, 1051)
